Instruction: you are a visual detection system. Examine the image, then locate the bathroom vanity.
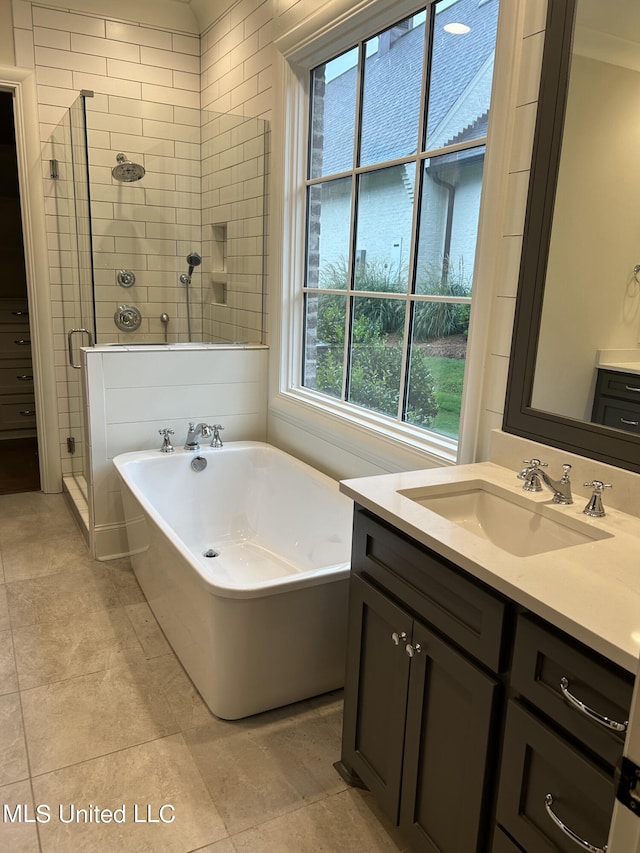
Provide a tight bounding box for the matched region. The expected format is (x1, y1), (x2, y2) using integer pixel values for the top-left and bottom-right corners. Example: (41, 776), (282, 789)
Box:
(337, 459), (640, 852)
(592, 361), (640, 437)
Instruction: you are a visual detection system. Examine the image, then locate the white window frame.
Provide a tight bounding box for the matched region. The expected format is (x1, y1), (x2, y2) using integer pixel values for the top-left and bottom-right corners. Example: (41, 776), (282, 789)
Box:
(271, 0), (517, 470)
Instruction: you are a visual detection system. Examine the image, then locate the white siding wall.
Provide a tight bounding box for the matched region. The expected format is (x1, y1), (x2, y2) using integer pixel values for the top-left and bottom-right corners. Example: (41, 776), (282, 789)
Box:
(85, 345), (268, 559)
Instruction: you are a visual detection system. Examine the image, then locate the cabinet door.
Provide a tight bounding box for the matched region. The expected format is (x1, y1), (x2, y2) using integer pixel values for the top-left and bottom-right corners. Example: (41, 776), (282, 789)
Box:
(341, 574), (412, 823)
(400, 619), (500, 853)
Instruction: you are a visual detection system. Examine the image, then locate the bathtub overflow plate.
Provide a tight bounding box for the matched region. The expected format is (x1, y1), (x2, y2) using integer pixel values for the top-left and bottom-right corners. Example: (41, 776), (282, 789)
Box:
(191, 456), (207, 472)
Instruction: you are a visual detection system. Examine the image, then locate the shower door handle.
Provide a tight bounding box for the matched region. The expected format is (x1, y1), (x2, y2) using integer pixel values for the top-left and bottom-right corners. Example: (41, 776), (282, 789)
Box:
(67, 328), (94, 369)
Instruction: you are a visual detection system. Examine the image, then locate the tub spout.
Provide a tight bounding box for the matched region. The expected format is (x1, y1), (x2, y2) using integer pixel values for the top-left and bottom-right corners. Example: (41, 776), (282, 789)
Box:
(184, 422), (212, 451)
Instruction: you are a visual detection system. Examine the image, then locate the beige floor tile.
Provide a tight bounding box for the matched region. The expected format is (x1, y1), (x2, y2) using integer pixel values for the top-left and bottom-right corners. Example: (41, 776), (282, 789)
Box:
(196, 840), (238, 853)
(6, 566), (121, 629)
(1, 532), (97, 583)
(185, 702), (347, 835)
(231, 789), (407, 853)
(0, 629), (18, 695)
(0, 779), (40, 853)
(32, 734), (228, 853)
(104, 557), (146, 606)
(12, 607), (143, 690)
(124, 601), (172, 658)
(0, 585), (9, 632)
(0, 494), (78, 544)
(21, 661), (179, 775)
(0, 692), (29, 786)
(148, 652), (215, 732)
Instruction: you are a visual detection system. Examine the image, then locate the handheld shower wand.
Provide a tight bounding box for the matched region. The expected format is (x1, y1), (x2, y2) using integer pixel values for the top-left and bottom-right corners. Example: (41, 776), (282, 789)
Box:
(186, 252), (202, 278)
(179, 252), (201, 343)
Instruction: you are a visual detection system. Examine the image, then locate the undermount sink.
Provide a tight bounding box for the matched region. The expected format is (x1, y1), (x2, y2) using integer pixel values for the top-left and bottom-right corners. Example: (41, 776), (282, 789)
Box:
(398, 480), (613, 558)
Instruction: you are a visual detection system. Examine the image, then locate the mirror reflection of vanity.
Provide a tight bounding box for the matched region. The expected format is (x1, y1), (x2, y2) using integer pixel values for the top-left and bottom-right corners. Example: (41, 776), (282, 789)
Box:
(504, 0), (640, 474)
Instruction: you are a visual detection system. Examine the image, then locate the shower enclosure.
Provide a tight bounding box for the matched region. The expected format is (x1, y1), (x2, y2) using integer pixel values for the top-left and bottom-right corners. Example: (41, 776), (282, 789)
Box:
(43, 91), (268, 524)
(83, 92), (267, 346)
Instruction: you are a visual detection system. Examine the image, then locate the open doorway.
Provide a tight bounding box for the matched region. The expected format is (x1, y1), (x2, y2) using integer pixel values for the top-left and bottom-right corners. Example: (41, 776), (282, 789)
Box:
(0, 90), (40, 494)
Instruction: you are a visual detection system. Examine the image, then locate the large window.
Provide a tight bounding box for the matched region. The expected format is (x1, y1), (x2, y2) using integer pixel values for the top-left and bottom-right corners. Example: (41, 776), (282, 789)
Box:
(301, 0), (499, 442)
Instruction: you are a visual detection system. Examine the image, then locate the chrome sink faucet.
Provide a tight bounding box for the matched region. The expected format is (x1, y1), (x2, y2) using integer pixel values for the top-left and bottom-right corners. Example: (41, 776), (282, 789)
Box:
(518, 459), (573, 504)
(184, 422), (212, 451)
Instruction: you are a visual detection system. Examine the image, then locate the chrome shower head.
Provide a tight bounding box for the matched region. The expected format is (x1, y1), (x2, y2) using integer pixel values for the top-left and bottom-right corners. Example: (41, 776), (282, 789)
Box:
(186, 252), (202, 277)
(112, 153), (145, 182)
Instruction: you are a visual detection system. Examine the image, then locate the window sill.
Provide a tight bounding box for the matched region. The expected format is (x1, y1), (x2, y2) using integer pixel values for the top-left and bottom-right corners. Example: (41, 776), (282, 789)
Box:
(270, 386), (458, 471)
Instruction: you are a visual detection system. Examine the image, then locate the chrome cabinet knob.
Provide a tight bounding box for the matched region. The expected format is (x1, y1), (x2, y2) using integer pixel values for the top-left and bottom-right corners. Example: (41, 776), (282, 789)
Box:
(391, 631), (407, 646)
(405, 643), (422, 657)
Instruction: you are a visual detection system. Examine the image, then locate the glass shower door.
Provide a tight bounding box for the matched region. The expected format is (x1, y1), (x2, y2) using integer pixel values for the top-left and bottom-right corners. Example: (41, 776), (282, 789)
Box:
(46, 93), (95, 502)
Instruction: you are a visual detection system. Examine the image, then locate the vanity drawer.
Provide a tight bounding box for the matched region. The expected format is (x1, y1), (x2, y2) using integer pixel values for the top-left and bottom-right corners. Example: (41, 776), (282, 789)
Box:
(511, 613), (632, 768)
(0, 363), (33, 394)
(593, 399), (640, 434)
(496, 700), (614, 853)
(0, 330), (31, 358)
(595, 368), (640, 403)
(0, 397), (36, 429)
(351, 507), (507, 671)
(0, 298), (29, 327)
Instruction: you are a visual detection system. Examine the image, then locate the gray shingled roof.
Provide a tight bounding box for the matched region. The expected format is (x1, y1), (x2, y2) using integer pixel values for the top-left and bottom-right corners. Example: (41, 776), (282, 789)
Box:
(318, 0), (499, 175)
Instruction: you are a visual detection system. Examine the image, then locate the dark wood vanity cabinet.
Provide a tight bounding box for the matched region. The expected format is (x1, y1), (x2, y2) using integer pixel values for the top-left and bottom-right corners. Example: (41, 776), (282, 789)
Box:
(592, 368), (640, 435)
(339, 506), (634, 853)
(339, 508), (506, 852)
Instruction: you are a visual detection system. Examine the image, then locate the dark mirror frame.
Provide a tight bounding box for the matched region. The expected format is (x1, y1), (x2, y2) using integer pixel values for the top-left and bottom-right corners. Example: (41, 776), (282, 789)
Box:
(503, 0), (640, 474)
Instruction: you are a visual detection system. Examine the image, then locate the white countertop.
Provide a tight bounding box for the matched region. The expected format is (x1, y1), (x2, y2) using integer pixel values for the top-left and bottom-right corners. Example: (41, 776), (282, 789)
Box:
(596, 349), (640, 376)
(598, 361), (640, 376)
(340, 461), (640, 673)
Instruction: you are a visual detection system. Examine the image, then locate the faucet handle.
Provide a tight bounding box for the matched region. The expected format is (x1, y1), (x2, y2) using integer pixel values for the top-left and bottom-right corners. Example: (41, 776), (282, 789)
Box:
(560, 463), (572, 483)
(522, 458), (547, 469)
(158, 427), (175, 453)
(583, 480), (612, 518)
(210, 424), (224, 448)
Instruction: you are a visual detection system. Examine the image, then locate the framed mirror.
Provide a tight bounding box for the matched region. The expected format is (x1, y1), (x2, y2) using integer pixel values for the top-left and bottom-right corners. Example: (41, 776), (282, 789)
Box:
(503, 0), (640, 474)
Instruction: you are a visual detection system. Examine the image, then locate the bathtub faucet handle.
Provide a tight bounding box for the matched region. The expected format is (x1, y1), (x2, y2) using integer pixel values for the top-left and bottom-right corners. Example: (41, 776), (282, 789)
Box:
(158, 428), (175, 453)
(210, 424), (224, 448)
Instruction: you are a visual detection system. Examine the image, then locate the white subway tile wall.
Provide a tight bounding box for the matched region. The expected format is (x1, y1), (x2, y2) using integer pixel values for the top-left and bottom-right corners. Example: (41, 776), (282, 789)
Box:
(13, 0), (272, 484)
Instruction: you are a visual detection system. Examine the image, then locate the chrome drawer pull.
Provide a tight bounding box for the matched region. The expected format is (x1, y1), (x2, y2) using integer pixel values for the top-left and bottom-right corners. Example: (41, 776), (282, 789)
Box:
(624, 384), (640, 393)
(14, 339), (30, 345)
(19, 410), (35, 416)
(560, 677), (627, 732)
(544, 794), (607, 853)
(16, 375), (33, 381)
(620, 418), (639, 426)
(11, 310), (28, 316)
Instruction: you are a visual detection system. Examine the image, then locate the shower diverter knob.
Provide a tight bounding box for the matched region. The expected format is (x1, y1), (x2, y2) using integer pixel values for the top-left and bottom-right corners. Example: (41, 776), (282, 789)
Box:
(114, 304), (142, 332)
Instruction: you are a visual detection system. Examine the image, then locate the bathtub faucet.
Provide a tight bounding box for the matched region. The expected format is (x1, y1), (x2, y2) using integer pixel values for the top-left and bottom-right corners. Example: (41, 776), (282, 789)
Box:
(184, 422), (212, 451)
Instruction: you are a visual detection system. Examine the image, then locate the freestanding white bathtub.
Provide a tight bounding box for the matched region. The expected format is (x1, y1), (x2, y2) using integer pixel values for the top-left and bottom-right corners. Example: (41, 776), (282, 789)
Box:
(113, 442), (353, 719)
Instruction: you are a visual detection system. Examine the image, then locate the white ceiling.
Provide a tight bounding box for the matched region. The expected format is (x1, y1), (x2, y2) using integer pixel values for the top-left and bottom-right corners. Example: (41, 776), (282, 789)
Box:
(29, 0), (238, 35)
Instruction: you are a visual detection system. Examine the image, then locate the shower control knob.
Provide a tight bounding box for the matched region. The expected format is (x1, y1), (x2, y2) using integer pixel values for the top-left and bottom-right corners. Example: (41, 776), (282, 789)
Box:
(114, 304), (142, 332)
(117, 269), (136, 287)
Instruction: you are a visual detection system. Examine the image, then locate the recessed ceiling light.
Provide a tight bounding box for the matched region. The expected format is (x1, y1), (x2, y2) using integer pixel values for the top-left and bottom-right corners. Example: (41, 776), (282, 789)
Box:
(444, 22), (471, 34)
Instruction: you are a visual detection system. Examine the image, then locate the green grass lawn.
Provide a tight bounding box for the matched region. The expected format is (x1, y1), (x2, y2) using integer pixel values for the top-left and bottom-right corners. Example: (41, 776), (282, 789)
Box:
(424, 356), (465, 438)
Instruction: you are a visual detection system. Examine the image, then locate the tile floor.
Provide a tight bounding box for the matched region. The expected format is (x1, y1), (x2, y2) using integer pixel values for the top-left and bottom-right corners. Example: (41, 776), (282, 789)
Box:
(0, 491), (407, 852)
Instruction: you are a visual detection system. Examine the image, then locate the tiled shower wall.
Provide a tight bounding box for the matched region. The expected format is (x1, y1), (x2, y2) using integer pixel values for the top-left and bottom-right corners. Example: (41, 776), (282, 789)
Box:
(12, 0), (271, 481)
